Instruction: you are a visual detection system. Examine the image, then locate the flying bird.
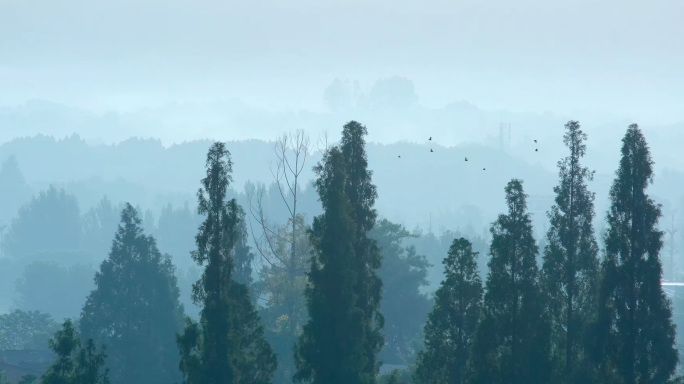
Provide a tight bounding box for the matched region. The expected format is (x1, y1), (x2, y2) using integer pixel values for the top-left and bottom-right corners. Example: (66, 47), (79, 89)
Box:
(535, 148), (538, 152)
(430, 148), (434, 152)
(398, 155), (401, 158)
(534, 139), (537, 143)
(465, 157), (468, 162)
(482, 167), (486, 171)
(429, 137), (432, 141)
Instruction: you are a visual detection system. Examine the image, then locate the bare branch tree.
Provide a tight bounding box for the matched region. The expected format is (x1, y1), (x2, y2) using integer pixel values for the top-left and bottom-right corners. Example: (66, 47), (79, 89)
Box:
(246, 129), (312, 284)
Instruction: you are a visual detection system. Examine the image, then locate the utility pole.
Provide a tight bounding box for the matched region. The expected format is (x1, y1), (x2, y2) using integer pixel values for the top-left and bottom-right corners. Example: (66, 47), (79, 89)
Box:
(665, 214), (678, 281)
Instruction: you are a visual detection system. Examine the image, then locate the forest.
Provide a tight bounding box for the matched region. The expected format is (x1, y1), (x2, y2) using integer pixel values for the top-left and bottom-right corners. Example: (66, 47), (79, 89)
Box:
(0, 120), (681, 384)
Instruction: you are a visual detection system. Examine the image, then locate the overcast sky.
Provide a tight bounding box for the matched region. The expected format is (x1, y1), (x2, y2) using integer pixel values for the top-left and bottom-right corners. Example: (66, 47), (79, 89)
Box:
(1, 0), (683, 124)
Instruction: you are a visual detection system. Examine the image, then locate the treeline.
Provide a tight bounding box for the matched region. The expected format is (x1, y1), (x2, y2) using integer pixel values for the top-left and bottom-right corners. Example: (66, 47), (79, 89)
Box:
(0, 120), (680, 384)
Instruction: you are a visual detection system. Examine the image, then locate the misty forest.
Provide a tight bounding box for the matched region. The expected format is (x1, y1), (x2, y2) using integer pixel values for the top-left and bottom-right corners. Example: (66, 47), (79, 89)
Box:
(0, 117), (683, 384)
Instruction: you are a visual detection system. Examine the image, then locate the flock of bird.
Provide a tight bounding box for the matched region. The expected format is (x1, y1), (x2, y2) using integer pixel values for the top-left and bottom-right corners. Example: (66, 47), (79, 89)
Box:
(397, 137), (540, 171)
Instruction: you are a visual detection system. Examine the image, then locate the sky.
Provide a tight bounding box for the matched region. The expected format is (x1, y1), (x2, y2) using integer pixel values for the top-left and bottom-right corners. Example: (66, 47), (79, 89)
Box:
(1, 0), (683, 125)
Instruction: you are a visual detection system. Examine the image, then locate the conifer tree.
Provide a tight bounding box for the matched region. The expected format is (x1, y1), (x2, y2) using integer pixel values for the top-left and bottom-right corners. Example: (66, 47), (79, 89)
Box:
(540, 121), (599, 382)
(468, 179), (551, 384)
(340, 121), (384, 379)
(79, 203), (184, 384)
(176, 142), (276, 384)
(414, 237), (482, 384)
(594, 124), (678, 384)
(294, 147), (369, 384)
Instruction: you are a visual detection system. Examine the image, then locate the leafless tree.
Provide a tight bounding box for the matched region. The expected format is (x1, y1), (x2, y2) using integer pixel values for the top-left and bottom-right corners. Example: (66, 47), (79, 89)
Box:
(246, 130), (311, 300)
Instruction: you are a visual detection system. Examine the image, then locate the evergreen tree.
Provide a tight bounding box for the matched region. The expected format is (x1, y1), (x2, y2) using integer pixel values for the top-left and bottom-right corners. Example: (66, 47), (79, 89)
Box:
(594, 124), (678, 383)
(370, 219), (432, 365)
(294, 147), (369, 384)
(340, 121), (384, 379)
(41, 319), (109, 384)
(176, 142), (276, 384)
(468, 179), (551, 384)
(414, 237), (483, 384)
(540, 121), (600, 383)
(79, 204), (184, 384)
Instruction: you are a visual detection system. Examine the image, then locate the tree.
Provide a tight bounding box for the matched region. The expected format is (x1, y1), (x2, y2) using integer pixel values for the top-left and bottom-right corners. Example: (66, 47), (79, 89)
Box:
(468, 179), (551, 384)
(293, 146), (368, 384)
(414, 237), (482, 384)
(80, 196), (122, 259)
(594, 124), (678, 383)
(540, 121), (600, 383)
(15, 261), (95, 321)
(340, 121), (384, 380)
(156, 202), (197, 271)
(79, 203), (185, 384)
(0, 155), (33, 228)
(176, 142), (276, 384)
(246, 130), (312, 384)
(370, 219), (432, 365)
(40, 319), (109, 384)
(0, 309), (60, 350)
(3, 186), (81, 261)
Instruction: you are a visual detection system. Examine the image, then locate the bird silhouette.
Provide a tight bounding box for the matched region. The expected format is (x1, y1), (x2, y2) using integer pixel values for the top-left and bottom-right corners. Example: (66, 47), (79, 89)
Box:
(534, 139), (537, 143)
(535, 148), (538, 152)
(398, 155), (401, 158)
(430, 148), (433, 152)
(482, 167), (486, 171)
(465, 157), (468, 162)
(429, 137), (432, 141)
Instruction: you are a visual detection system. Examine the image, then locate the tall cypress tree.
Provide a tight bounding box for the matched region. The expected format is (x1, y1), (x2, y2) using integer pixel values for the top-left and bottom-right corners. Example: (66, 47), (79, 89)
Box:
(468, 179), (551, 384)
(540, 121), (600, 383)
(340, 121), (384, 379)
(177, 142), (276, 384)
(294, 147), (369, 384)
(595, 124), (678, 384)
(414, 237), (482, 384)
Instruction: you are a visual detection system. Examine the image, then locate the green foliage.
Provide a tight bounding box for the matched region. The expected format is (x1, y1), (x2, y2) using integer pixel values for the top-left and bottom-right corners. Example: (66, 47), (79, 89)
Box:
(15, 261), (95, 320)
(378, 369), (412, 384)
(468, 179), (552, 384)
(340, 121), (385, 379)
(594, 124), (678, 383)
(0, 309), (60, 350)
(177, 142), (276, 384)
(18, 375), (38, 384)
(257, 214), (311, 384)
(294, 146), (368, 384)
(540, 121), (600, 383)
(80, 196), (122, 259)
(79, 203), (185, 384)
(40, 319), (109, 384)
(0, 155), (33, 228)
(370, 219), (432, 365)
(415, 237), (482, 384)
(3, 186), (81, 260)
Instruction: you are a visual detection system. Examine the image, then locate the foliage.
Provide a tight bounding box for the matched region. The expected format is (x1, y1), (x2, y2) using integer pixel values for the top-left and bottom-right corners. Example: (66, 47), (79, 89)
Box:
(3, 186), (81, 260)
(414, 237), (482, 384)
(176, 142), (276, 384)
(40, 319), (109, 384)
(0, 309), (60, 350)
(79, 203), (185, 384)
(80, 196), (122, 260)
(294, 146), (368, 384)
(15, 261), (95, 321)
(370, 219), (432, 365)
(340, 121), (384, 380)
(468, 179), (552, 384)
(593, 124), (679, 383)
(540, 121), (600, 382)
(256, 214), (311, 384)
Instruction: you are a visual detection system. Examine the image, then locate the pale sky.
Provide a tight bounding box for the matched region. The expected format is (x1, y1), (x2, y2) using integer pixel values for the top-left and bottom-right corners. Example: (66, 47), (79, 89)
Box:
(1, 0), (683, 123)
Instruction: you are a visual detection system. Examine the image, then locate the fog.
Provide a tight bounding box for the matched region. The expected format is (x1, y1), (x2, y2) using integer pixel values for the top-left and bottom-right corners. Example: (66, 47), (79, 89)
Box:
(1, 1), (684, 382)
